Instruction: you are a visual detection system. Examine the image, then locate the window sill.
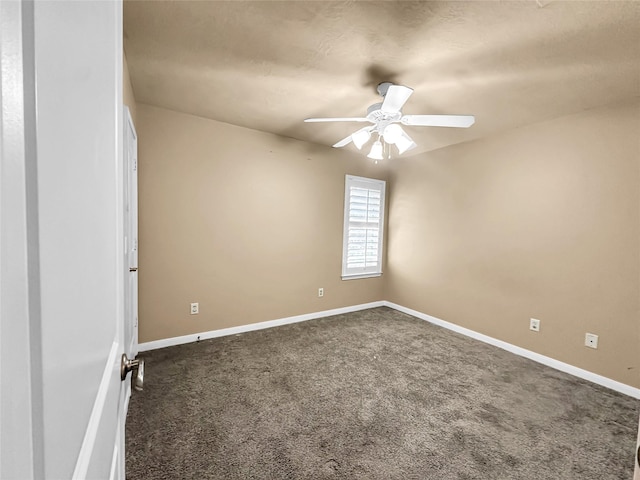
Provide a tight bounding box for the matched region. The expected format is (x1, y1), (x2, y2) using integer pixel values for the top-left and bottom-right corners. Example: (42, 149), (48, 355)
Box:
(341, 273), (382, 281)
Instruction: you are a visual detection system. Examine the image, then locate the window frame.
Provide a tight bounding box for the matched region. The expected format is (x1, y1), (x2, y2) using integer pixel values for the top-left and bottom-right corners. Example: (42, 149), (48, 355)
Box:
(341, 175), (386, 280)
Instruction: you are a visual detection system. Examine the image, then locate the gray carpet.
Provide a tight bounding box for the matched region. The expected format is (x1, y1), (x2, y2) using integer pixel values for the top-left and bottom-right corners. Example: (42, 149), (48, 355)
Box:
(126, 307), (638, 479)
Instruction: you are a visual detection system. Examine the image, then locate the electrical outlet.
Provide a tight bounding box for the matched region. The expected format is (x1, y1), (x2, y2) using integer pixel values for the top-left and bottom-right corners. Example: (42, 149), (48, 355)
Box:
(318, 287), (324, 298)
(585, 333), (598, 349)
(190, 302), (199, 315)
(529, 318), (540, 332)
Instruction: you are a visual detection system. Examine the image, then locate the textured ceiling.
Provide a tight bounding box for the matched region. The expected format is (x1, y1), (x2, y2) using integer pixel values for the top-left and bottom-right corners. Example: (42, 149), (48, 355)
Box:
(123, 1), (640, 157)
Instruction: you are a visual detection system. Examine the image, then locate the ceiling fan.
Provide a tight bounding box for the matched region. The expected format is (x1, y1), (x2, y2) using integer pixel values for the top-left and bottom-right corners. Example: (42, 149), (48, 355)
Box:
(304, 82), (475, 159)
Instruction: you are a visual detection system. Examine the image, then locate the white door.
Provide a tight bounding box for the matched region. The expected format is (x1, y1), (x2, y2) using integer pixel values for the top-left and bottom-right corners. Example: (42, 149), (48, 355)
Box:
(124, 106), (139, 361)
(0, 1), (131, 479)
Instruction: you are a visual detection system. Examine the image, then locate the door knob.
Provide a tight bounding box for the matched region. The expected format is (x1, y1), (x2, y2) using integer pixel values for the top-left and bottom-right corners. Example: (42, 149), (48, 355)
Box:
(120, 353), (144, 391)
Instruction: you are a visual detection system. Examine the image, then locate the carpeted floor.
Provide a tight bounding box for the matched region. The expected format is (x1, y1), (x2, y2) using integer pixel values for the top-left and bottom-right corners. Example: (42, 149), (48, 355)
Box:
(126, 307), (638, 479)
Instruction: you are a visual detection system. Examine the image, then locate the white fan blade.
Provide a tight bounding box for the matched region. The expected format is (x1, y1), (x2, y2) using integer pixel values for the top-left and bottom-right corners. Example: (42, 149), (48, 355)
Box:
(304, 117), (369, 123)
(381, 85), (414, 113)
(401, 114), (475, 128)
(332, 135), (353, 148)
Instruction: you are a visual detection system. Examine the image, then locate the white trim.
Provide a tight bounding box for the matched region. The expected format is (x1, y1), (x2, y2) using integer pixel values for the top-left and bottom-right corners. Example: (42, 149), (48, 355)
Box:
(123, 380), (132, 419)
(138, 300), (639, 399)
(383, 301), (640, 399)
(116, 377), (131, 480)
(0, 2), (43, 478)
(341, 273), (382, 281)
(138, 301), (385, 352)
(108, 433), (118, 480)
(72, 341), (120, 480)
(342, 175), (386, 278)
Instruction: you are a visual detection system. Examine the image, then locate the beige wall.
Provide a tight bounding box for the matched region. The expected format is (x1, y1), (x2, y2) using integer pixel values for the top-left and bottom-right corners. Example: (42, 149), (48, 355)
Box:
(136, 99), (639, 389)
(386, 101), (640, 388)
(137, 104), (387, 343)
(123, 52), (137, 124)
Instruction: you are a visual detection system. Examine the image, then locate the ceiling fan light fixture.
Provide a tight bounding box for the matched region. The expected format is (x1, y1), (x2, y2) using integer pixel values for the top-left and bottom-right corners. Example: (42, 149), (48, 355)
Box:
(367, 140), (383, 160)
(352, 129), (371, 150)
(304, 82), (475, 157)
(382, 124), (402, 144)
(396, 135), (417, 155)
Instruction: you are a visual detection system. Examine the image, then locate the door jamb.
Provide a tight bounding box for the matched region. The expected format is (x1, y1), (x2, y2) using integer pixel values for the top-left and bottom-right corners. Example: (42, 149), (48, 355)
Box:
(0, 1), (44, 478)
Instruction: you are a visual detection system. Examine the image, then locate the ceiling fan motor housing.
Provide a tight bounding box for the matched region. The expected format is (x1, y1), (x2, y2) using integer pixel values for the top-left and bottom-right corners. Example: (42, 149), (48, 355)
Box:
(366, 102), (401, 134)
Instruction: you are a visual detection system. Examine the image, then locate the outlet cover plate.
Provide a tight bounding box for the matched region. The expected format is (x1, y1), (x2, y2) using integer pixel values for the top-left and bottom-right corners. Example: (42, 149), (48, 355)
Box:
(529, 318), (540, 332)
(585, 333), (598, 349)
(318, 288), (324, 298)
(190, 302), (199, 315)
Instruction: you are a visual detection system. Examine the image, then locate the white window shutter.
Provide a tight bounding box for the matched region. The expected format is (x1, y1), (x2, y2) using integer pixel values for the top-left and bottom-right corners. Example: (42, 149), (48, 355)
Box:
(342, 175), (386, 279)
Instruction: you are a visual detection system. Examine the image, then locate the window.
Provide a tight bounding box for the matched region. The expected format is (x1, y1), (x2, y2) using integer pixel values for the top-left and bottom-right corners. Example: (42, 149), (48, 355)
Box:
(342, 175), (386, 279)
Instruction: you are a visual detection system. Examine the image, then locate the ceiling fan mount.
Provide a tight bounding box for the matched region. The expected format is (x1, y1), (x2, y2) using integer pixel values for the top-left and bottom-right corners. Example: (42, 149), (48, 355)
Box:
(376, 81), (394, 97)
(304, 82), (475, 159)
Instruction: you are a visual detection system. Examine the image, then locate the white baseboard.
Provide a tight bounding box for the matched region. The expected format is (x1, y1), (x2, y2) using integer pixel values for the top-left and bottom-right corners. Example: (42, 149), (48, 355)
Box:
(137, 300), (639, 399)
(138, 301), (385, 352)
(384, 301), (640, 399)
